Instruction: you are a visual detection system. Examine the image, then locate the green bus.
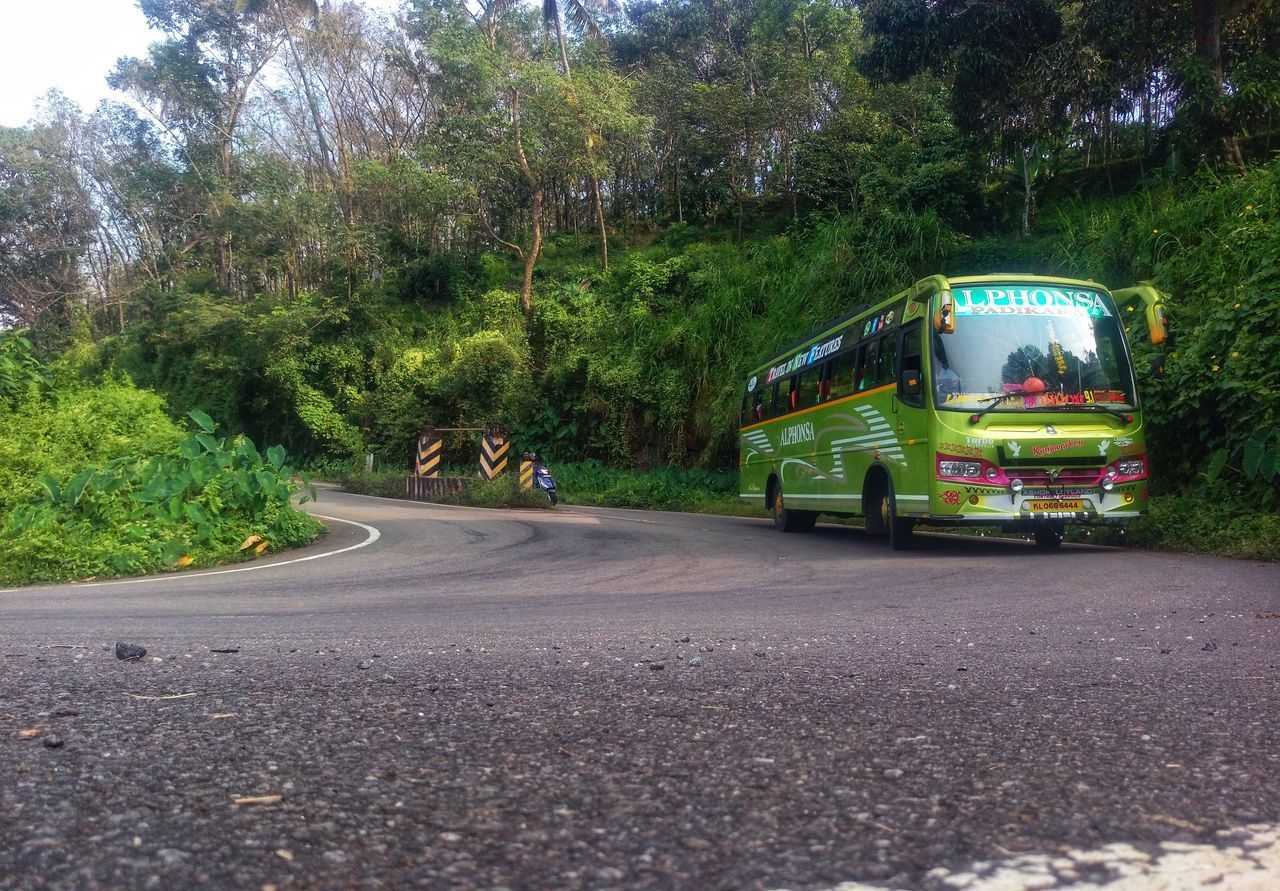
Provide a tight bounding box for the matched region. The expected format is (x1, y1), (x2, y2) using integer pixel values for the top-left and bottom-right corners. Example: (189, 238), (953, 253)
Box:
(738, 274), (1171, 550)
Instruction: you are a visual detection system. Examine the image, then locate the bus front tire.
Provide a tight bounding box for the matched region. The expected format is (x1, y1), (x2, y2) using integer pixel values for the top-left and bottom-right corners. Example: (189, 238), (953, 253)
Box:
(772, 482), (817, 533)
(1033, 522), (1064, 550)
(867, 476), (913, 550)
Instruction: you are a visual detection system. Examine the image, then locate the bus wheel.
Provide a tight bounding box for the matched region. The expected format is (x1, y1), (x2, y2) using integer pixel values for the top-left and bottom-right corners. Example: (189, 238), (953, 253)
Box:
(1033, 522), (1064, 550)
(868, 476), (913, 549)
(882, 492), (914, 551)
(772, 482), (817, 533)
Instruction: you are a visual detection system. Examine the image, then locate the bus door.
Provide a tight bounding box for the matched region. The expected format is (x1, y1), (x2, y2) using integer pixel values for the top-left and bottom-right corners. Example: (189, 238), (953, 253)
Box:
(893, 319), (929, 512)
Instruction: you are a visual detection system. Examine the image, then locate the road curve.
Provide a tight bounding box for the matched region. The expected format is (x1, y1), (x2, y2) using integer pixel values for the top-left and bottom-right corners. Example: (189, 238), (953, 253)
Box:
(2, 489), (1279, 890)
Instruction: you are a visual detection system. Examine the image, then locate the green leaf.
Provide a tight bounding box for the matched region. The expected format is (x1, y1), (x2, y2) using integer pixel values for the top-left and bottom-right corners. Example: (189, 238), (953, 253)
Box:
(36, 475), (62, 504)
(161, 539), (187, 564)
(179, 438), (203, 459)
(189, 409), (216, 433)
(1205, 449), (1229, 482)
(255, 470), (276, 493)
(267, 444), (286, 469)
(66, 469), (94, 506)
(1262, 447), (1279, 482)
(1243, 436), (1266, 478)
(196, 433), (221, 454)
(185, 503), (209, 526)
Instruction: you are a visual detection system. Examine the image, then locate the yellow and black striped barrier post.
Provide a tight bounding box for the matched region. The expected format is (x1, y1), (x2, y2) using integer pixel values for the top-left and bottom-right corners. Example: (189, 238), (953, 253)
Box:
(480, 424), (509, 481)
(416, 427), (442, 478)
(519, 458), (534, 491)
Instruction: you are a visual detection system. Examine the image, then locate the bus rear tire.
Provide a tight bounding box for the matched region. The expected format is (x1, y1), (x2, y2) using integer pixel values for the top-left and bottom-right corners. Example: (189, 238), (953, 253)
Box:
(1033, 522), (1064, 550)
(772, 482), (817, 533)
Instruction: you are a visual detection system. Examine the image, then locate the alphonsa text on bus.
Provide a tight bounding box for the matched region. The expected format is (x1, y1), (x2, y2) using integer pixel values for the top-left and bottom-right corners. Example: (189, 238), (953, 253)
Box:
(954, 288), (1115, 317)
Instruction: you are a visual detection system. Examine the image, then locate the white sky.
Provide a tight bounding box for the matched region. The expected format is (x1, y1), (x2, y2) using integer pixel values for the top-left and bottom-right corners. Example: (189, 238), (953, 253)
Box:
(0, 0), (402, 128)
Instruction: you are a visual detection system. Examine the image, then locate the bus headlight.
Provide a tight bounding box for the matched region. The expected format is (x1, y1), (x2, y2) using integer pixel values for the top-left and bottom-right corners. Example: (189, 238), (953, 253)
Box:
(1117, 458), (1146, 477)
(1010, 478), (1024, 494)
(1101, 478), (1115, 492)
(939, 461), (982, 478)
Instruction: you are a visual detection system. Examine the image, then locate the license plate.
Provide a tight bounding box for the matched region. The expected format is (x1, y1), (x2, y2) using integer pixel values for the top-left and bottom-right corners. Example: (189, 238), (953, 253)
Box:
(1026, 499), (1083, 511)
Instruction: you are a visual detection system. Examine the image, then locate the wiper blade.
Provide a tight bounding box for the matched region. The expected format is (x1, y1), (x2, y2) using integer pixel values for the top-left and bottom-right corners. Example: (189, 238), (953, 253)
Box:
(971, 396), (1134, 423)
(1060, 402), (1134, 422)
(969, 389), (1042, 422)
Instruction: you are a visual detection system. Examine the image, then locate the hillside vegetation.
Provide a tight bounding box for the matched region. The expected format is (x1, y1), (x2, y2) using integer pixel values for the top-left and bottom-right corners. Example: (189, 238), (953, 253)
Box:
(0, 334), (321, 585)
(2, 0), (1278, 558)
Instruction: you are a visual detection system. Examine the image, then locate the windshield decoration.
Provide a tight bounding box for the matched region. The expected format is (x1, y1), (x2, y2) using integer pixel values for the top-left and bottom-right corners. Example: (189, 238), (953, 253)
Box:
(954, 288), (1114, 318)
(932, 285), (1135, 413)
(942, 388), (1128, 408)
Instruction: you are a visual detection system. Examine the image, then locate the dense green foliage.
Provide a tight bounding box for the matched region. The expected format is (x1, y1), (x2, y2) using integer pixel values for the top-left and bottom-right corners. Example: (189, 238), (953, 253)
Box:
(3, 0), (1279, 559)
(0, 340), (321, 585)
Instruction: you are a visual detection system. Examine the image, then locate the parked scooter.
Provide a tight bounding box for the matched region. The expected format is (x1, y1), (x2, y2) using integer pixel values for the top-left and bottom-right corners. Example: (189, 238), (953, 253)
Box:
(524, 451), (558, 505)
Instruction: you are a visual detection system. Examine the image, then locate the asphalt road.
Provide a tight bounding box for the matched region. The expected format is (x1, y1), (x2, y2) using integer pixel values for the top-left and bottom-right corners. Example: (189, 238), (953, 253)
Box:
(2, 489), (1279, 890)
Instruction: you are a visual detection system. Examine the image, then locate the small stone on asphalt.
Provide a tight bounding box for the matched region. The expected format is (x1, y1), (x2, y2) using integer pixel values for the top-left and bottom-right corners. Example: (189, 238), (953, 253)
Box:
(42, 735), (64, 749)
(649, 661), (665, 670)
(115, 642), (146, 660)
(357, 659), (373, 670)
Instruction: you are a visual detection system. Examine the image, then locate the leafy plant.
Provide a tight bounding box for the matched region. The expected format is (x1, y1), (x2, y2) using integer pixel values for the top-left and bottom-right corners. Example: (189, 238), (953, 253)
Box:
(1, 409), (321, 585)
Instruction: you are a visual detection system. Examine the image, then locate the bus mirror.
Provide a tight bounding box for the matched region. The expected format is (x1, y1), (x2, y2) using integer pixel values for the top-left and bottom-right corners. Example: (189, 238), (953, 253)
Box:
(934, 290), (955, 334)
(1115, 284), (1170, 346)
(901, 370), (922, 397)
(1146, 304), (1170, 345)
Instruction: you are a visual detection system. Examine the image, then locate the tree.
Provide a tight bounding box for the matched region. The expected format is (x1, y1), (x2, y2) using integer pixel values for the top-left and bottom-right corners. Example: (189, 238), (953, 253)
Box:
(236, 0), (337, 182)
(1190, 0), (1275, 169)
(0, 123), (96, 333)
(540, 0), (620, 270)
(110, 0), (283, 289)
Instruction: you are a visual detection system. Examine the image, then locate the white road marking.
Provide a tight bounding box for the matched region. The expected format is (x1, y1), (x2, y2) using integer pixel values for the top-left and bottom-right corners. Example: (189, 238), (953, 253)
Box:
(0, 515), (380, 593)
(789, 822), (1280, 891)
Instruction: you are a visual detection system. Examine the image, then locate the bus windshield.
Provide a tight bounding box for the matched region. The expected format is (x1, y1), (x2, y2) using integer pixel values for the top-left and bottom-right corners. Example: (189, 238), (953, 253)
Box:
(932, 285), (1137, 412)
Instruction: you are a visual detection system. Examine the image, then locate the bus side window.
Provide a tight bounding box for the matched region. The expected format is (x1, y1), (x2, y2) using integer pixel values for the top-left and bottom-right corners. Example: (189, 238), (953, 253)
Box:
(828, 353), (849, 399)
(877, 333), (898, 386)
(857, 342), (877, 391)
(898, 321), (924, 407)
(768, 382), (782, 419)
(753, 389), (765, 421)
(797, 369), (820, 408)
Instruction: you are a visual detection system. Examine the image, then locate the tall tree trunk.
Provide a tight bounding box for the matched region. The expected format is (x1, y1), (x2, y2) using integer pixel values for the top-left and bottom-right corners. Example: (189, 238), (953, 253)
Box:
(1193, 0), (1248, 170)
(593, 175), (608, 270)
(521, 187), (543, 316)
(512, 90), (542, 317)
(274, 0), (336, 183)
(1022, 146), (1036, 236)
(554, 15), (572, 77)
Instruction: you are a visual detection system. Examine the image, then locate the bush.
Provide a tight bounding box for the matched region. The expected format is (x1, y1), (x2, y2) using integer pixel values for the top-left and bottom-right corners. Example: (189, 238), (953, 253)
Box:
(0, 378), (182, 517)
(551, 462), (748, 513)
(0, 402), (322, 586)
(1119, 494), (1280, 561)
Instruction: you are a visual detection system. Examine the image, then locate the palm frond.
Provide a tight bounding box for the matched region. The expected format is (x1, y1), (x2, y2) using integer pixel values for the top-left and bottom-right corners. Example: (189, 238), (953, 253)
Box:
(564, 0), (604, 41)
